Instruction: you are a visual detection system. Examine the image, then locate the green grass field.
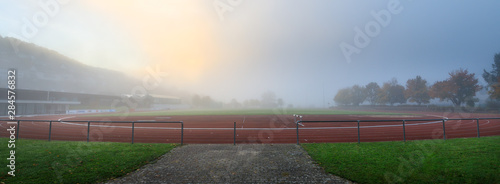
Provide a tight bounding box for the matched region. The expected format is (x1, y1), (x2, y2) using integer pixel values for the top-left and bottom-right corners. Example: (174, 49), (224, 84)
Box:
(0, 138), (177, 184)
(302, 136), (500, 184)
(86, 108), (412, 117)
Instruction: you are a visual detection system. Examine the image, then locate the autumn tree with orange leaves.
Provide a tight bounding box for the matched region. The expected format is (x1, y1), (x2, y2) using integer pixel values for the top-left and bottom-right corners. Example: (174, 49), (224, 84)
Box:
(430, 69), (481, 107)
(405, 76), (430, 105)
(378, 78), (406, 106)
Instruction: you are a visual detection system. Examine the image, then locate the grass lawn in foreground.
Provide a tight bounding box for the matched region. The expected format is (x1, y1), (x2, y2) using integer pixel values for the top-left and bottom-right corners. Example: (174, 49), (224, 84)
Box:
(86, 108), (411, 117)
(0, 138), (177, 183)
(302, 136), (500, 184)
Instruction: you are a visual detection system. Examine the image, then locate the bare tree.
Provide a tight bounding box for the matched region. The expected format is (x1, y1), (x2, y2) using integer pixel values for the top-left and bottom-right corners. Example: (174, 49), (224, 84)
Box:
(365, 82), (381, 105)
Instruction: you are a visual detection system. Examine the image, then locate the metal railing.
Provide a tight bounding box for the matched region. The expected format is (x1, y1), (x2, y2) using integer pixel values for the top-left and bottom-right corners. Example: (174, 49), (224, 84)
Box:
(295, 117), (500, 145)
(2, 117), (499, 145)
(1, 120), (184, 145)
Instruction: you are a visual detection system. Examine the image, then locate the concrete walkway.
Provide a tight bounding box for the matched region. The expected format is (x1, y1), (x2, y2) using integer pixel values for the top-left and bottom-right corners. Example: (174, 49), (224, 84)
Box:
(106, 144), (353, 184)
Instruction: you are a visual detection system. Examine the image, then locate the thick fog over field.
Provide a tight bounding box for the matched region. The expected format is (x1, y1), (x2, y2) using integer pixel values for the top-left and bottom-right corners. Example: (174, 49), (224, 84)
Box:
(2, 0), (500, 107)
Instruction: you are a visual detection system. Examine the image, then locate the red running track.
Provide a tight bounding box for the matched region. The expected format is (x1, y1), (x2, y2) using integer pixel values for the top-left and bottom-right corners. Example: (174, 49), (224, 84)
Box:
(1, 112), (499, 144)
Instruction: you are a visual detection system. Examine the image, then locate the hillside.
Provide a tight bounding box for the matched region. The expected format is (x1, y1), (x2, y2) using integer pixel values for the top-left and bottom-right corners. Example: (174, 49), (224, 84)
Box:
(0, 36), (138, 95)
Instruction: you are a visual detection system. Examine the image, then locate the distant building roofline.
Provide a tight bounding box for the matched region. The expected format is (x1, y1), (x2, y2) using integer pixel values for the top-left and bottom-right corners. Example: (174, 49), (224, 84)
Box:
(149, 94), (181, 100)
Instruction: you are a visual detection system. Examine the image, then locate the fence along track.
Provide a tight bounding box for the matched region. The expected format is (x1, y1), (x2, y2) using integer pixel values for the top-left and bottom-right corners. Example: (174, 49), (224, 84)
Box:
(1, 117), (499, 144)
(0, 120), (183, 145)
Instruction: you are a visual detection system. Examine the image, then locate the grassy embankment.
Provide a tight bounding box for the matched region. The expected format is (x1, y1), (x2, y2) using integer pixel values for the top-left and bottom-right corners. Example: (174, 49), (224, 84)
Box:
(0, 138), (177, 183)
(303, 136), (500, 184)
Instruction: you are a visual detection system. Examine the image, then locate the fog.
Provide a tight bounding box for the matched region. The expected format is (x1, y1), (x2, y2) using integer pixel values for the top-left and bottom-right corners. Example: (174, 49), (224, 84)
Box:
(2, 0), (500, 107)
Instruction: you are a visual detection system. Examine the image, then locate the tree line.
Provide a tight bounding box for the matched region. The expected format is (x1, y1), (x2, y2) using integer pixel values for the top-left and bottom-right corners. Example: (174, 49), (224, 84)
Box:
(191, 91), (285, 109)
(334, 53), (500, 107)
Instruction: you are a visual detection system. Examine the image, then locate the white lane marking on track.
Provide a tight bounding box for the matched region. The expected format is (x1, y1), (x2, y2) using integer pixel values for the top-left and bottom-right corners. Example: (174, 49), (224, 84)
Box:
(59, 119), (452, 130)
(424, 114), (448, 119)
(58, 116), (76, 121)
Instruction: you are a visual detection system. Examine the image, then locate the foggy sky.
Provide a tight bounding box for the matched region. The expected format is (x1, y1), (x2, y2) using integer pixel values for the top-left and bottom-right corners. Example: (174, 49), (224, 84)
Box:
(1, 0), (500, 107)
